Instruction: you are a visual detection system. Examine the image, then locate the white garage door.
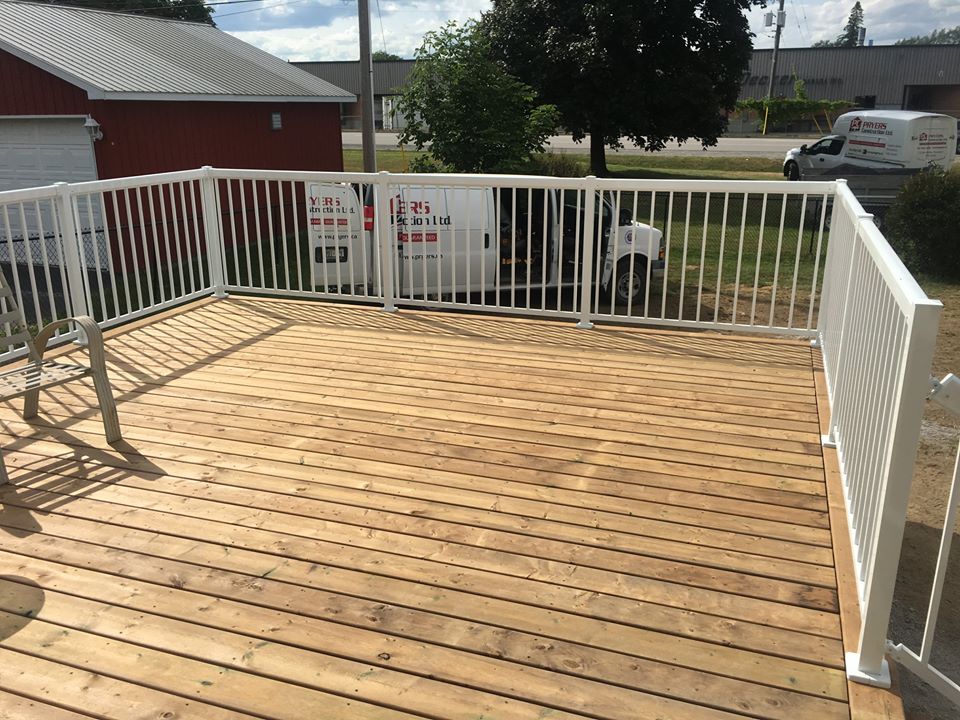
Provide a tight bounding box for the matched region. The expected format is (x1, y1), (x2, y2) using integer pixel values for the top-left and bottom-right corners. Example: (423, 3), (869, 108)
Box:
(0, 118), (104, 270)
(0, 117), (98, 192)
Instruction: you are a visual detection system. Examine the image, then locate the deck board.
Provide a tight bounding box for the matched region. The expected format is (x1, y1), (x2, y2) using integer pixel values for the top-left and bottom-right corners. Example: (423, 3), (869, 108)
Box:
(0, 297), (887, 719)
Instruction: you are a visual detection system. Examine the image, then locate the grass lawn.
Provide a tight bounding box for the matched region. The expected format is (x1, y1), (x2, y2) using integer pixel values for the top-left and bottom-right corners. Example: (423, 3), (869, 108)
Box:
(344, 149), (784, 181)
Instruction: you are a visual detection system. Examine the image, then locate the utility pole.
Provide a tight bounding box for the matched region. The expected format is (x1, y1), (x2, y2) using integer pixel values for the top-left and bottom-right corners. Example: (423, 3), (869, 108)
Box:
(764, 0), (786, 100)
(358, 0), (376, 172)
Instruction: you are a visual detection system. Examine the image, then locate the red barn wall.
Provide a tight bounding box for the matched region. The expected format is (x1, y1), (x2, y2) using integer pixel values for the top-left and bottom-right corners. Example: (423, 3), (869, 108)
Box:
(1, 49), (345, 274)
(88, 100), (344, 177)
(1, 50), (345, 177)
(0, 50), (88, 114)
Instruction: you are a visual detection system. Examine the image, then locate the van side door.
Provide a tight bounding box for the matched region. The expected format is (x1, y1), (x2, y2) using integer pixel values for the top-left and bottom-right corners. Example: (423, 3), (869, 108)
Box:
(308, 183), (366, 293)
(445, 187), (497, 293)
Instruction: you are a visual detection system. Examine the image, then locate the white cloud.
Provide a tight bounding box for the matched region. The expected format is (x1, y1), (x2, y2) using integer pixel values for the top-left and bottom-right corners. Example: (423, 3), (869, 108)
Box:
(227, 0), (958, 60)
(226, 0), (490, 61)
(749, 0), (960, 48)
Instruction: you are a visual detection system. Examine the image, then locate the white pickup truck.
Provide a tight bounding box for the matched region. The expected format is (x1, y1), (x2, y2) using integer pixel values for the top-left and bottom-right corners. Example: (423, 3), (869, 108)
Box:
(308, 182), (665, 306)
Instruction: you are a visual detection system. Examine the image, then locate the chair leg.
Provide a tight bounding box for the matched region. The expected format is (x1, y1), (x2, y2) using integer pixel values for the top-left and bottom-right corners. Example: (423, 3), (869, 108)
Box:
(91, 368), (121, 443)
(22, 387), (39, 420)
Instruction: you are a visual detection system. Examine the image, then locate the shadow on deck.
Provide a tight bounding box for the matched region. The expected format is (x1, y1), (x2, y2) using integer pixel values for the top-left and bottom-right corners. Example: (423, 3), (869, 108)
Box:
(0, 297), (902, 719)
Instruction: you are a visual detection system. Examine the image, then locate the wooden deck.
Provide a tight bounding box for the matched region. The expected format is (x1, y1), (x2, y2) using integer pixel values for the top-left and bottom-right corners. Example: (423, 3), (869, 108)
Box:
(0, 297), (900, 719)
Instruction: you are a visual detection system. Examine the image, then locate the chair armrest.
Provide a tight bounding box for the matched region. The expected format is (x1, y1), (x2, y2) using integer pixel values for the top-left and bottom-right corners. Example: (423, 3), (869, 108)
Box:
(33, 316), (106, 368)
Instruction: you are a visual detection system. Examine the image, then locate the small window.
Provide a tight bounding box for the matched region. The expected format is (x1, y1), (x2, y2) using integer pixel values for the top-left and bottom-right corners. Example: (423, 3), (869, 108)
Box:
(271, 112), (282, 130)
(808, 138), (844, 156)
(824, 138), (845, 156)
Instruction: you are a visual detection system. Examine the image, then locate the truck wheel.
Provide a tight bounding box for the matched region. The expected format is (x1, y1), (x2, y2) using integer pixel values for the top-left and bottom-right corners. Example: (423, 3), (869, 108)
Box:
(786, 162), (800, 181)
(609, 258), (647, 310)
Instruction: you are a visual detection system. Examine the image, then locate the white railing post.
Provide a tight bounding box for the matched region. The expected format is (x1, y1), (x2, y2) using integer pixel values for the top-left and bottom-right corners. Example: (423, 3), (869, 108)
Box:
(577, 176), (597, 329)
(200, 166), (227, 299)
(848, 299), (941, 687)
(55, 182), (90, 342)
(375, 171), (397, 312)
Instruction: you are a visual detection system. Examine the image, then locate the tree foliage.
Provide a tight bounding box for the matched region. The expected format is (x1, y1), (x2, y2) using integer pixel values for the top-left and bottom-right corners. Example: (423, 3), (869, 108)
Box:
(896, 25), (960, 45)
(396, 21), (559, 173)
(483, 0), (763, 176)
(812, 2), (863, 47)
(36, 0), (215, 24)
(372, 50), (403, 61)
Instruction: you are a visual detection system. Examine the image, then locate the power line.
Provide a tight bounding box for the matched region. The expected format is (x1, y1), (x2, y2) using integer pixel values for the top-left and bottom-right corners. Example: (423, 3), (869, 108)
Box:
(788, 0), (808, 45)
(375, 0), (387, 52)
(795, 0), (813, 44)
(216, 0), (310, 18)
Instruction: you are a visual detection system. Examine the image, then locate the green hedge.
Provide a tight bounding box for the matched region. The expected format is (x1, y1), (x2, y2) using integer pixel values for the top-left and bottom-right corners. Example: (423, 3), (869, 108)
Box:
(886, 168), (960, 280)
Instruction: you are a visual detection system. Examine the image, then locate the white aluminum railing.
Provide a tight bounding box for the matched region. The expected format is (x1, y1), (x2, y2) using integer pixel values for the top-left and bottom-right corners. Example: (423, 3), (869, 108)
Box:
(205, 168), (835, 335)
(818, 180), (944, 689)
(0, 168), (215, 361)
(0, 167), (952, 703)
(886, 373), (960, 705)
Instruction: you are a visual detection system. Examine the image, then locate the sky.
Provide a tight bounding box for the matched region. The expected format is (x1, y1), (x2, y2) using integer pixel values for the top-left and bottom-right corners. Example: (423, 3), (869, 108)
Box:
(217, 0), (960, 62)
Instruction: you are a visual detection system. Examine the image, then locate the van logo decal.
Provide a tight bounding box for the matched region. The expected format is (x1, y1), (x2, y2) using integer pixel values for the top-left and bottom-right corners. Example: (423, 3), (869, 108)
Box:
(850, 117), (862, 132)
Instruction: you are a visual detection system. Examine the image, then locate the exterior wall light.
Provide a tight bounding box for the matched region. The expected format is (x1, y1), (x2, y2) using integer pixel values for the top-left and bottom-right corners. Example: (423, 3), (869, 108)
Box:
(84, 115), (103, 141)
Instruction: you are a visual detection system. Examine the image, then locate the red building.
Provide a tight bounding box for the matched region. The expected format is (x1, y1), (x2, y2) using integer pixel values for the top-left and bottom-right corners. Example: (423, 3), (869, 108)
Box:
(0, 2), (353, 191)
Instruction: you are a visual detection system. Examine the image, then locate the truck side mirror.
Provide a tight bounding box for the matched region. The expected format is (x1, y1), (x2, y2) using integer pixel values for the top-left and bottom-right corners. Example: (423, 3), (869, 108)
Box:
(800, 144), (808, 154)
(619, 209), (633, 225)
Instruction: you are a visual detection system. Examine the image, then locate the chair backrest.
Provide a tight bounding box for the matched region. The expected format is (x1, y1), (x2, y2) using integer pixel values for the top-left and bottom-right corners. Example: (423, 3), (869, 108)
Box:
(0, 270), (39, 361)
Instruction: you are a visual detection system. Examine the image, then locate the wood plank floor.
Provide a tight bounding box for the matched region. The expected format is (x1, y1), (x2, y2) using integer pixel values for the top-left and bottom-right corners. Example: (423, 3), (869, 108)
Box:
(0, 297), (857, 719)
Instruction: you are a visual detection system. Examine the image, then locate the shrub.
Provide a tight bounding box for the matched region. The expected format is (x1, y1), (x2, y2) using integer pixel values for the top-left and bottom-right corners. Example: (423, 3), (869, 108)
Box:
(885, 167), (960, 280)
(407, 154), (452, 174)
(510, 153), (587, 177)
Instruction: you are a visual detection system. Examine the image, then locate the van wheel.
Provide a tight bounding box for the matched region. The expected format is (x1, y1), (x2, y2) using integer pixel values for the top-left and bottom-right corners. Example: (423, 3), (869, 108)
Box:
(609, 258), (647, 311)
(786, 162), (800, 181)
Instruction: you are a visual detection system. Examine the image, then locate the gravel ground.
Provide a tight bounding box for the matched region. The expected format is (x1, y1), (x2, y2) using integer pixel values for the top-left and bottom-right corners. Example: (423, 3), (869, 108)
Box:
(892, 281), (960, 719)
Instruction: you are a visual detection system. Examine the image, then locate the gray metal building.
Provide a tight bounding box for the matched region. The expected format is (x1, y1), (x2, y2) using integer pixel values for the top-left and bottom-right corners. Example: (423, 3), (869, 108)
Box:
(294, 60), (414, 130)
(299, 47), (960, 133)
(734, 45), (960, 132)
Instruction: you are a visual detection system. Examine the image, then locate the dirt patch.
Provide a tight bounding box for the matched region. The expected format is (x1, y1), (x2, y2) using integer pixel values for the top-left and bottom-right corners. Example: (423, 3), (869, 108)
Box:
(893, 281), (960, 719)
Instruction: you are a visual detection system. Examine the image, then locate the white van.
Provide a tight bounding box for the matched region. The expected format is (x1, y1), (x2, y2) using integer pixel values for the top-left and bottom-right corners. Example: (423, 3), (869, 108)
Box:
(783, 110), (957, 182)
(308, 182), (664, 306)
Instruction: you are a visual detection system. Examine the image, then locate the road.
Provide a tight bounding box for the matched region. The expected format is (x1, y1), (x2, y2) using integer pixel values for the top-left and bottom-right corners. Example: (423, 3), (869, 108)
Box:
(342, 131), (805, 159)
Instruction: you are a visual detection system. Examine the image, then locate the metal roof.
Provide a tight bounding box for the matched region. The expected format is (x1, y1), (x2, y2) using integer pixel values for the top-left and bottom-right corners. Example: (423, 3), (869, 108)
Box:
(295, 60), (414, 96)
(0, 1), (355, 102)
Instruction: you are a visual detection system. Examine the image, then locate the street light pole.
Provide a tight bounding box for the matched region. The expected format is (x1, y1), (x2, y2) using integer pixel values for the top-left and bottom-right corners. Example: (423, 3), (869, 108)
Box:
(358, 0), (376, 172)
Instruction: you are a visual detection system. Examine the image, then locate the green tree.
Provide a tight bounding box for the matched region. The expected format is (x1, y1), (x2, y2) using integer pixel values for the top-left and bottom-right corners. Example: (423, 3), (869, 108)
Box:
(36, 0), (215, 25)
(396, 21), (559, 173)
(372, 50), (403, 61)
(896, 26), (960, 45)
(483, 0), (762, 176)
(812, 2), (863, 47)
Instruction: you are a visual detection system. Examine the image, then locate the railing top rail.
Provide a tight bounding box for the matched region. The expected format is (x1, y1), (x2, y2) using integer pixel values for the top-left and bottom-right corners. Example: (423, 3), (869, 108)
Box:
(0, 168), (840, 201)
(591, 176), (837, 193)
(0, 183), (61, 204)
(64, 168), (207, 194)
(208, 168), (379, 184)
(835, 181), (941, 315)
(206, 167), (838, 194)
